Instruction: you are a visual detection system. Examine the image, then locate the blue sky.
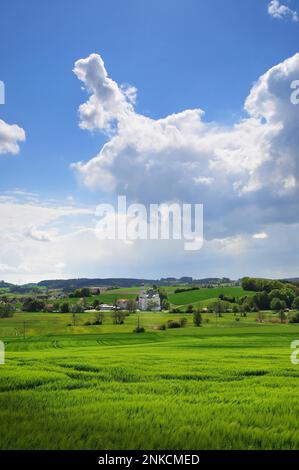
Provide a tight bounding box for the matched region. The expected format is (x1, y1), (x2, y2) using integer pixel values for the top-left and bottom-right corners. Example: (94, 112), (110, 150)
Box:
(0, 0), (299, 282)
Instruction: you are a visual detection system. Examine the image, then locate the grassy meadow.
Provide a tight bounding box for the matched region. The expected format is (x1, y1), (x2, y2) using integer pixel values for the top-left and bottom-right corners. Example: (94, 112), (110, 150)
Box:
(167, 286), (253, 306)
(1, 302), (299, 450)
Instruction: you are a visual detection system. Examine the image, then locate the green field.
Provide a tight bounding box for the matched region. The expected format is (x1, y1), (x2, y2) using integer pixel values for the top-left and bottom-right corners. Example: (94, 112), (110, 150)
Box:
(1, 308), (299, 450)
(168, 286), (253, 306)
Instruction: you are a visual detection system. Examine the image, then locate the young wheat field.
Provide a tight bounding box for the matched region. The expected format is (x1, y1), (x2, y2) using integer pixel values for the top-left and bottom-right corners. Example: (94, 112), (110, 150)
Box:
(0, 311), (299, 450)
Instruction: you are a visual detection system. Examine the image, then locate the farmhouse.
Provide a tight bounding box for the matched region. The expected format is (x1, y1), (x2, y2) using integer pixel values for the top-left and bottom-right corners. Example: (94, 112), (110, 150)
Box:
(138, 285), (161, 311)
(89, 286), (101, 294)
(49, 292), (67, 300)
(98, 304), (116, 311)
(116, 299), (131, 310)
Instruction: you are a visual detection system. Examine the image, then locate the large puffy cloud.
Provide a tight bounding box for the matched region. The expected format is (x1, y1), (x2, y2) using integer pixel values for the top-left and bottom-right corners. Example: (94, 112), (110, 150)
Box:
(72, 52), (299, 240)
(0, 119), (25, 155)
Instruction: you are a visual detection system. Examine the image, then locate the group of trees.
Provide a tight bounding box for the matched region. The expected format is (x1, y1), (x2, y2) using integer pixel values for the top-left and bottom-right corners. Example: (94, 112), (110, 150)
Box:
(0, 303), (15, 318)
(158, 310), (203, 330)
(84, 312), (104, 326)
(69, 287), (91, 298)
(112, 310), (127, 325)
(157, 288), (170, 310)
(219, 293), (236, 303)
(193, 310), (202, 327)
(22, 298), (46, 312)
(242, 277), (287, 293)
(126, 299), (137, 313)
(21, 298), (89, 314)
(251, 288), (299, 313)
(174, 286), (199, 294)
(217, 284), (299, 315)
(167, 318), (188, 329)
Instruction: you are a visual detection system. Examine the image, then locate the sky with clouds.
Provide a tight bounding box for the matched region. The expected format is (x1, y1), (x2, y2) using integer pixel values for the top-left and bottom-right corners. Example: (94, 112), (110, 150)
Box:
(0, 0), (299, 283)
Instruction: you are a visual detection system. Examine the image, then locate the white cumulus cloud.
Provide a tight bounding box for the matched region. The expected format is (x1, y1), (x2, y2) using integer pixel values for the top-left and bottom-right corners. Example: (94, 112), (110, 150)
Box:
(72, 52), (299, 240)
(0, 119), (25, 155)
(268, 1), (298, 22)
